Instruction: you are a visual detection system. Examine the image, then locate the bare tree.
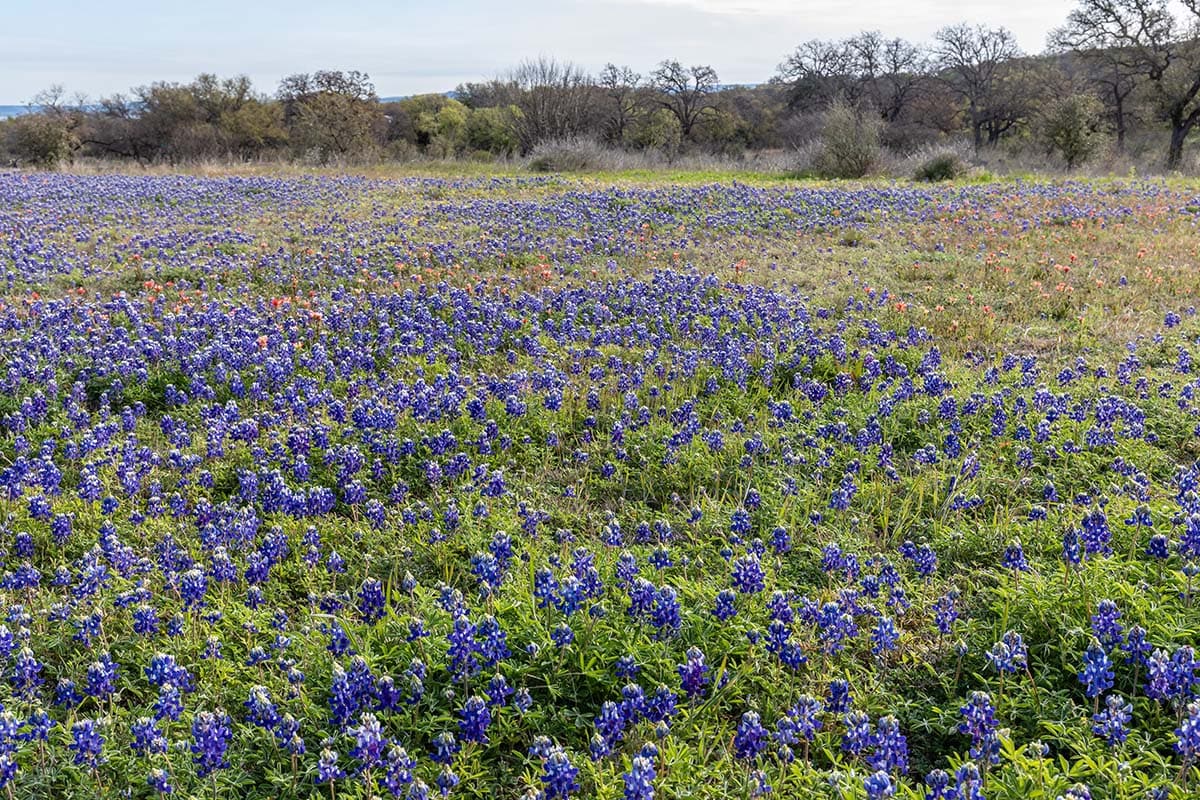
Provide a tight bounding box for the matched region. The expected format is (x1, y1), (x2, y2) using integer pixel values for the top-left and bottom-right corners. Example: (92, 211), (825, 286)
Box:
(875, 36), (930, 124)
(778, 32), (928, 126)
(777, 40), (859, 111)
(598, 64), (643, 145)
(650, 60), (720, 140)
(934, 23), (1023, 153)
(500, 58), (597, 151)
(1051, 0), (1200, 167)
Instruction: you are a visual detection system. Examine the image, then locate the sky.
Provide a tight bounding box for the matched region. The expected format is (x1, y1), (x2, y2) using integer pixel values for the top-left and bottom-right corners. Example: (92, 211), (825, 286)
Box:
(2, 0), (1078, 103)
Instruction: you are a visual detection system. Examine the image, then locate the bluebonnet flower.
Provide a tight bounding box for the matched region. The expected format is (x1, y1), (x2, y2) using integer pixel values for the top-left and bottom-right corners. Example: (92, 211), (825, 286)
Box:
(731, 553), (765, 594)
(131, 718), (168, 755)
(712, 589), (737, 621)
(191, 710), (232, 777)
(817, 602), (858, 654)
(382, 744), (417, 796)
(954, 764), (985, 799)
(898, 540), (937, 579)
(437, 765), (460, 797)
(458, 696), (491, 743)
(1092, 694), (1132, 746)
(430, 732), (460, 765)
(872, 616), (900, 656)
(622, 755), (655, 800)
(350, 712), (387, 768)
(1079, 642), (1114, 698)
(276, 714), (304, 753)
(485, 673), (513, 708)
(1122, 625), (1152, 666)
(179, 568), (207, 609)
(85, 652), (119, 700)
(790, 696), (823, 742)
(358, 578), (387, 624)
(933, 590), (960, 635)
(447, 613), (480, 681)
(1080, 509), (1112, 557)
(24, 709), (54, 743)
(677, 647), (709, 701)
(1091, 601), (1123, 651)
(317, 747), (345, 783)
(1178, 702), (1200, 766)
(594, 702), (625, 756)
(156, 683), (184, 721)
(1062, 529), (1082, 567)
(986, 631), (1028, 674)
(1147, 534), (1171, 560)
(923, 769), (953, 800)
(1002, 541), (1030, 573)
(826, 679), (853, 714)
(841, 711), (873, 756)
(869, 715), (908, 774)
(540, 745), (579, 799)
(147, 768), (173, 795)
(649, 586), (681, 639)
(734, 711), (768, 761)
(70, 719), (105, 768)
(11, 648), (43, 700)
(552, 623), (575, 648)
(959, 691), (1000, 764)
(863, 771), (894, 800)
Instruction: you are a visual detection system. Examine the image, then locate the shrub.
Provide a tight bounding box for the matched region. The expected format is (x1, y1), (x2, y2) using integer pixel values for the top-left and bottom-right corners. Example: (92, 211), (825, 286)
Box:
(1038, 94), (1105, 170)
(914, 150), (970, 182)
(527, 138), (610, 172)
(464, 106), (520, 157)
(5, 112), (78, 169)
(625, 108), (683, 155)
(813, 99), (882, 179)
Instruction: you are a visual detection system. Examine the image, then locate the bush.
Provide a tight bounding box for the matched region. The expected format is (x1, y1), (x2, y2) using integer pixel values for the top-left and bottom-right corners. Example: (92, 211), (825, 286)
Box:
(527, 138), (611, 172)
(5, 112), (78, 169)
(1039, 94), (1105, 170)
(913, 150), (970, 182)
(813, 99), (882, 179)
(625, 109), (683, 155)
(464, 106), (520, 157)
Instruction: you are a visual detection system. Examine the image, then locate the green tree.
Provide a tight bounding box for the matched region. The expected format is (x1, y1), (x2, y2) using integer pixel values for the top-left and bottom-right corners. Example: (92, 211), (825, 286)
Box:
(409, 96), (470, 156)
(278, 71), (385, 162)
(5, 86), (81, 168)
(464, 106), (521, 156)
(1039, 93), (1105, 168)
(626, 107), (683, 153)
(6, 113), (78, 168)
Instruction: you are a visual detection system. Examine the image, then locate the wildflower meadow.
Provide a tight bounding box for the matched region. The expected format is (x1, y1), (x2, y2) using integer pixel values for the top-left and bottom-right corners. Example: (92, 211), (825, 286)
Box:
(0, 171), (1198, 799)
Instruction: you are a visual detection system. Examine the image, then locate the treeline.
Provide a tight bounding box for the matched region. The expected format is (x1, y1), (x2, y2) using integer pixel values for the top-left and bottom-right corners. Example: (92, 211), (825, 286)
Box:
(5, 0), (1200, 171)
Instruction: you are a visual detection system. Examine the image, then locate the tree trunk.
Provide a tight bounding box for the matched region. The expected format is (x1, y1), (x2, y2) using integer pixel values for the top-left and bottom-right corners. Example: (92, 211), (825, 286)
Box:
(1168, 122), (1188, 170)
(1113, 94), (1126, 154)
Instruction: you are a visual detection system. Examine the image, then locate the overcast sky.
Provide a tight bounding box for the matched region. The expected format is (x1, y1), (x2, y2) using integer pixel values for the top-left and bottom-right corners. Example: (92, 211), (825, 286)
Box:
(3, 0), (1077, 102)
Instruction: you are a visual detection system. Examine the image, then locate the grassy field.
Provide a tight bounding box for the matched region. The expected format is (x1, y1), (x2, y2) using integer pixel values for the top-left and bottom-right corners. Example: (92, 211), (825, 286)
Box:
(0, 169), (1198, 799)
